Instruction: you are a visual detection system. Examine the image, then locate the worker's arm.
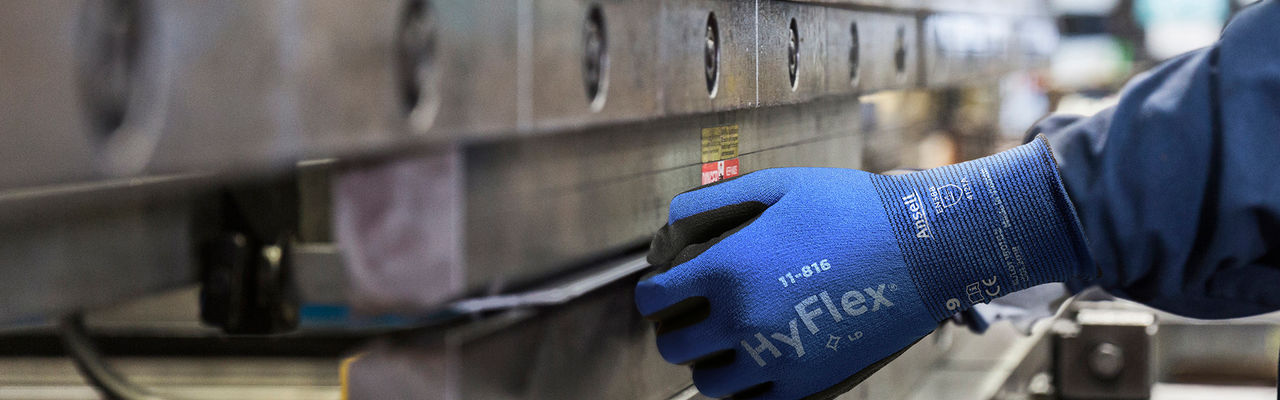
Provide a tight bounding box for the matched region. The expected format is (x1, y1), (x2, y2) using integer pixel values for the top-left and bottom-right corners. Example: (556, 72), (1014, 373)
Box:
(1035, 0), (1280, 319)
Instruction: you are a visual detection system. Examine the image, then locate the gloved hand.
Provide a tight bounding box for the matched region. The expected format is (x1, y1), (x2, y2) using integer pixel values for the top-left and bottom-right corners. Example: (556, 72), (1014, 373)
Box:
(636, 136), (1093, 399)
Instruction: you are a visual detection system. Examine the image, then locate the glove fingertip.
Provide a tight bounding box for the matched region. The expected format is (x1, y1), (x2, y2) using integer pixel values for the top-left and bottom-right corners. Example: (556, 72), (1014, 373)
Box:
(647, 224), (681, 267)
(633, 279), (664, 316)
(635, 277), (691, 317)
(655, 327), (725, 365)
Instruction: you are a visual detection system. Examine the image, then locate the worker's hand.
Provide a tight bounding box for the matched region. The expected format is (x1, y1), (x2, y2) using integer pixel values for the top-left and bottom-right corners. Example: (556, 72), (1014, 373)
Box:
(636, 136), (1092, 400)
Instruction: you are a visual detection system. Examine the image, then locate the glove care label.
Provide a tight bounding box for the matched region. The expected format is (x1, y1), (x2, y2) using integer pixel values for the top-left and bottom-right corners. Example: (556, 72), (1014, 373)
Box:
(868, 138), (1091, 321)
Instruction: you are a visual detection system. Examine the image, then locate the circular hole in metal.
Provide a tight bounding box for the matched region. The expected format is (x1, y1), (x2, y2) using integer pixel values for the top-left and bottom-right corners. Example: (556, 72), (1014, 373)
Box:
(705, 12), (719, 98)
(583, 5), (608, 110)
(397, 0), (437, 121)
(849, 21), (860, 86)
(894, 25), (907, 77)
(79, 0), (141, 140)
(788, 18), (799, 90)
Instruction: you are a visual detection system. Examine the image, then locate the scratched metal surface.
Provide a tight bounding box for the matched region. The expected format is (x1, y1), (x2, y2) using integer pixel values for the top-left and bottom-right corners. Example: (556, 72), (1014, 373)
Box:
(0, 0), (1043, 193)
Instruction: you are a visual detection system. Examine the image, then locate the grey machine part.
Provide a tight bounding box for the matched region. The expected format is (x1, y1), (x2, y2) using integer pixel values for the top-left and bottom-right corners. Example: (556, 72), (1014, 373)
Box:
(0, 0), (1067, 399)
(0, 0), (1051, 321)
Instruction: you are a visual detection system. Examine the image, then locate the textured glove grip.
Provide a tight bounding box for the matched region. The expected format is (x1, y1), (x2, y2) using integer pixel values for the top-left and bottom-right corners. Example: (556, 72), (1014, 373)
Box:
(870, 135), (1092, 321)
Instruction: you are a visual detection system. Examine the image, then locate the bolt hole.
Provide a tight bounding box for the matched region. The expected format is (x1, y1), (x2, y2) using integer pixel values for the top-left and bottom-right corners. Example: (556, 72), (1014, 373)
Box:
(705, 12), (719, 97)
(788, 18), (799, 90)
(849, 22), (860, 86)
(397, 0), (438, 127)
(583, 5), (607, 110)
(79, 0), (142, 141)
(894, 25), (907, 77)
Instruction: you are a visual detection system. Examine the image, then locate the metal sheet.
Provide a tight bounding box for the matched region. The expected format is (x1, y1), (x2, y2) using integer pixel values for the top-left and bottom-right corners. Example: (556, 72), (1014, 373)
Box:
(345, 273), (692, 400)
(342, 260), (990, 400)
(0, 1), (106, 189)
(0, 197), (196, 322)
(344, 262), (961, 400)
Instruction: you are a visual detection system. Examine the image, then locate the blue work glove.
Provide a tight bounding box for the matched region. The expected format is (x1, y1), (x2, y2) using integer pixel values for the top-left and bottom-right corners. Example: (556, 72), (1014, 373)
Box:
(636, 136), (1093, 399)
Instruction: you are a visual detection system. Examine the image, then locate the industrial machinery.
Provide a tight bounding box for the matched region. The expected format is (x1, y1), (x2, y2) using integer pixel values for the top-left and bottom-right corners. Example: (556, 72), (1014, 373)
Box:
(0, 0), (1275, 399)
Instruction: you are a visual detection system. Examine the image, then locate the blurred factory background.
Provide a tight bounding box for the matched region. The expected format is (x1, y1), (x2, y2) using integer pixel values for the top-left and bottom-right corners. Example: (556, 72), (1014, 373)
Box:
(0, 0), (1274, 399)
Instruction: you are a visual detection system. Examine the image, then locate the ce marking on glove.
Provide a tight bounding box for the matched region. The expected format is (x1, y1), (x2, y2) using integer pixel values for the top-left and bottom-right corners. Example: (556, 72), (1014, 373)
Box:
(966, 276), (1001, 305)
(945, 276), (1000, 310)
(777, 259), (834, 288)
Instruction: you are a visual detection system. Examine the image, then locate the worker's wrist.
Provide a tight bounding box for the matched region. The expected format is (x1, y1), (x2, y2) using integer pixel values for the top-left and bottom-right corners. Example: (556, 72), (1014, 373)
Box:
(869, 135), (1093, 321)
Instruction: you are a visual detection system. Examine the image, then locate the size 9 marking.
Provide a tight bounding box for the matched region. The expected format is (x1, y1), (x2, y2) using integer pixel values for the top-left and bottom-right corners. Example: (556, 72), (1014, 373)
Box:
(777, 259), (833, 288)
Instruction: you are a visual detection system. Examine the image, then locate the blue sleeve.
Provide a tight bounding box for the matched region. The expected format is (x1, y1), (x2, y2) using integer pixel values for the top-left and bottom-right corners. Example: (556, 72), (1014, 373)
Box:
(1030, 1), (1280, 319)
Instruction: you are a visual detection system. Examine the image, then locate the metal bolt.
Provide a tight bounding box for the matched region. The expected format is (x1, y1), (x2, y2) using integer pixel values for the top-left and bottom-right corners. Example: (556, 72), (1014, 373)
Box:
(583, 5), (606, 108)
(849, 22), (860, 86)
(705, 12), (719, 97)
(79, 0), (141, 139)
(1088, 342), (1125, 380)
(788, 18), (799, 89)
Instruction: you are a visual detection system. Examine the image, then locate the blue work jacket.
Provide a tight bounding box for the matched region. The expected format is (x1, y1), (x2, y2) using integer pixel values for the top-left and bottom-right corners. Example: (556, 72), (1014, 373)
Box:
(1034, 1), (1280, 319)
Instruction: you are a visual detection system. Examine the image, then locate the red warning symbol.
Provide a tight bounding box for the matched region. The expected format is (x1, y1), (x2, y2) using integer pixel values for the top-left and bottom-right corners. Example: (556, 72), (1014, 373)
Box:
(701, 158), (740, 184)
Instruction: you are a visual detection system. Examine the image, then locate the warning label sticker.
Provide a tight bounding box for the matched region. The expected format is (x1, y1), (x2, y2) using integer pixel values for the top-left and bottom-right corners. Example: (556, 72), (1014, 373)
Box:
(701, 158), (740, 184)
(701, 125), (740, 163)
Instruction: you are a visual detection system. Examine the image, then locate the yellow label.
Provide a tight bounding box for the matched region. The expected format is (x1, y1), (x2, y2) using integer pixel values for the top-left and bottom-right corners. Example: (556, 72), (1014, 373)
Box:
(701, 125), (740, 163)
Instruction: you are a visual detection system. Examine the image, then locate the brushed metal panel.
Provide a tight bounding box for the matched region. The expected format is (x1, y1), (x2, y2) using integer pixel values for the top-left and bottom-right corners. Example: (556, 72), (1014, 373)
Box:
(527, 0), (662, 132)
(847, 12), (918, 93)
(0, 1), (122, 189)
(658, 0), (759, 115)
(755, 1), (828, 106)
(424, 0), (522, 137)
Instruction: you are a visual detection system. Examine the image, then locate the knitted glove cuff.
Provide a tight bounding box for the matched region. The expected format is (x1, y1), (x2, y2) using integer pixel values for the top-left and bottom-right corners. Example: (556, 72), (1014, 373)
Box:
(869, 135), (1093, 321)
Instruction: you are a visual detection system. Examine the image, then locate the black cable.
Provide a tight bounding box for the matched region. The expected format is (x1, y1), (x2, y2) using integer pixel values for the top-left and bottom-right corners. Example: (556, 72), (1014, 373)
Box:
(57, 313), (168, 400)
